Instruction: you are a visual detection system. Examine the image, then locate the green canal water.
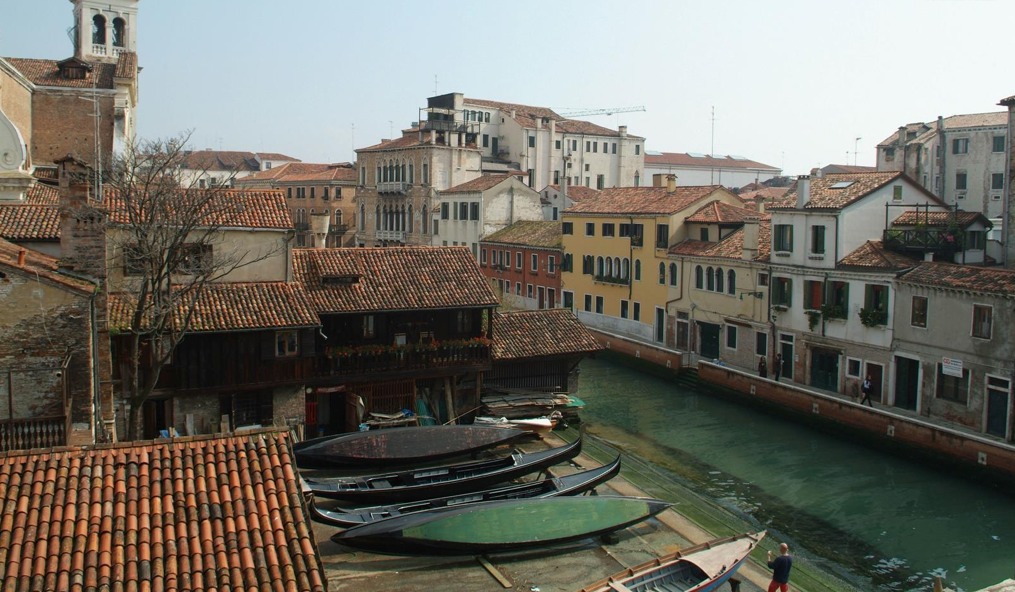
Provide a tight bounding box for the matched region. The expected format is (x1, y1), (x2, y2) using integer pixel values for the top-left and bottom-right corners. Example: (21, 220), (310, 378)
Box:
(577, 355), (1015, 592)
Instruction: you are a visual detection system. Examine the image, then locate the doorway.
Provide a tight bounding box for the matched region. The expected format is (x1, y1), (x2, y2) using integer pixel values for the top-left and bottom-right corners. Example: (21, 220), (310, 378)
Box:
(655, 307), (665, 343)
(779, 333), (794, 381)
(699, 322), (720, 359)
(810, 348), (840, 392)
(986, 376), (1011, 438)
(893, 356), (920, 411)
(865, 363), (884, 404)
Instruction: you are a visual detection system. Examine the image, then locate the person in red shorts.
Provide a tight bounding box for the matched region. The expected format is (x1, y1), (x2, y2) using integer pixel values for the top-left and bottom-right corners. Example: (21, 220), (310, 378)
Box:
(767, 543), (793, 592)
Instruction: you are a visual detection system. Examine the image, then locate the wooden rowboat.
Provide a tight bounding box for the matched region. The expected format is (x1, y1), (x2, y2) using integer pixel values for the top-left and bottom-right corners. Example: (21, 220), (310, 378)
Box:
(310, 455), (621, 527)
(331, 495), (672, 555)
(293, 425), (529, 469)
(474, 410), (562, 434)
(578, 530), (766, 592)
(304, 435), (582, 504)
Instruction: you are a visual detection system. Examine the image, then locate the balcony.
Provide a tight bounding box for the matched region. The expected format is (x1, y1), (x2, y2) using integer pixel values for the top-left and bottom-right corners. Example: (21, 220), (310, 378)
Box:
(91, 44), (107, 56)
(630, 235), (644, 247)
(883, 228), (963, 254)
(323, 341), (491, 376)
(594, 274), (630, 286)
(1, 415), (67, 452)
(420, 119), (478, 134)
(377, 229), (406, 241)
(329, 224), (350, 234)
(378, 181), (410, 195)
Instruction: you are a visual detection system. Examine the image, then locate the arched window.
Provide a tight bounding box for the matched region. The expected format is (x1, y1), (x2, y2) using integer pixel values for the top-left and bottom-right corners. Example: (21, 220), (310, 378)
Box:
(596, 256), (604, 277)
(401, 162), (406, 182)
(376, 166), (381, 184)
(658, 262), (665, 284)
(407, 204), (413, 233)
(634, 172), (640, 187)
(360, 204), (365, 231)
(727, 270), (736, 294)
(112, 17), (125, 47)
(695, 265), (704, 289)
(335, 210), (342, 225)
(92, 15), (106, 45)
(669, 263), (678, 287)
(706, 266), (715, 291)
(605, 257), (613, 277)
(716, 267), (724, 293)
(613, 257), (621, 278)
(422, 205), (428, 233)
(622, 258), (630, 280)
(375, 205), (381, 230)
(408, 163), (414, 184)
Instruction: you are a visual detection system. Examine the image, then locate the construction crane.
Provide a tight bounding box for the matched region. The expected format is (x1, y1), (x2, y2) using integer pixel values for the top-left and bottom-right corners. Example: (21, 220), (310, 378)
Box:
(557, 106), (646, 118)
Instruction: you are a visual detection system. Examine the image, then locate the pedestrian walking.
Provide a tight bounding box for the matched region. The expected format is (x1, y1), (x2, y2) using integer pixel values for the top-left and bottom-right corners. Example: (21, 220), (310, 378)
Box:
(758, 356), (768, 378)
(773, 353), (782, 381)
(860, 374), (874, 407)
(767, 542), (793, 592)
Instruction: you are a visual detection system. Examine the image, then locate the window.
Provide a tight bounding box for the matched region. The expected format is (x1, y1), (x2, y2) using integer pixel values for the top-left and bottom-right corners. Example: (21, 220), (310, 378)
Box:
(884, 147), (896, 162)
(658, 262), (666, 284)
(584, 294), (592, 312)
(595, 296), (604, 314)
(362, 315), (375, 338)
(527, 284), (534, 298)
(323, 187), (330, 200)
(911, 296), (928, 327)
(826, 281), (848, 318)
(992, 173), (1005, 190)
(956, 172), (967, 191)
(811, 226), (826, 254)
(563, 291), (573, 311)
(774, 224), (793, 252)
(892, 185), (903, 201)
(993, 135), (1006, 152)
(700, 228), (709, 241)
(555, 139), (561, 149)
(952, 138), (969, 154)
(655, 224), (669, 249)
(528, 169), (535, 188)
(755, 331), (767, 357)
(620, 300), (629, 319)
(177, 244), (213, 275)
(548, 256), (556, 273)
(286, 187), (292, 198)
(470, 202), (480, 220)
(596, 174), (605, 190)
(112, 17), (125, 47)
(695, 265), (704, 289)
(633, 302), (641, 321)
(669, 263), (678, 287)
(441, 202), (449, 219)
(516, 252), (523, 269)
(706, 267), (714, 291)
(275, 330), (298, 357)
(726, 325), (737, 349)
(586, 141), (591, 152)
(553, 170), (560, 185)
(310, 187), (316, 199)
(582, 255), (593, 275)
(804, 280), (824, 310)
(758, 272), (769, 287)
(634, 260), (641, 281)
(586, 223), (595, 236)
(562, 222), (573, 235)
(727, 270), (736, 295)
(459, 202), (468, 220)
(634, 145), (641, 155)
(612, 143), (617, 154)
(124, 244), (145, 276)
(937, 364), (969, 404)
(972, 304), (992, 339)
(528, 135), (535, 148)
(422, 163), (429, 185)
(481, 249), (487, 265)
(602, 223), (615, 237)
(593, 142), (598, 153)
(772, 277), (792, 307)
(846, 358), (862, 378)
(966, 230), (986, 250)
(515, 282), (521, 295)
(92, 14), (106, 44)
(863, 284), (889, 325)
(531, 253), (538, 272)
(585, 177), (590, 187)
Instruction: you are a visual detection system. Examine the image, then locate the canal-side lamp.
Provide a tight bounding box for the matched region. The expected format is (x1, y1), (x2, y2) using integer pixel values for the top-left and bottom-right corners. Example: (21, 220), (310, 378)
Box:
(739, 290), (764, 300)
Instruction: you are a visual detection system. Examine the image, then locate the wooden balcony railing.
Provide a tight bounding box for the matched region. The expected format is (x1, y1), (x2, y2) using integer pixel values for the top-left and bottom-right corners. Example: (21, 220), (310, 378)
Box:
(324, 341), (491, 375)
(0, 415), (67, 452)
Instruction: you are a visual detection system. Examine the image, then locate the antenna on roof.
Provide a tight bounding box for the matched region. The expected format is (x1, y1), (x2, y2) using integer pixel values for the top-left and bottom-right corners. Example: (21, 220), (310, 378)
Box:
(434, 74), (438, 96)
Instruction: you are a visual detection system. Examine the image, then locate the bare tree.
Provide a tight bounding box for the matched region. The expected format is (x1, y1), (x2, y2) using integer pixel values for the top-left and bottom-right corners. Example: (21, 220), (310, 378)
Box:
(105, 133), (288, 439)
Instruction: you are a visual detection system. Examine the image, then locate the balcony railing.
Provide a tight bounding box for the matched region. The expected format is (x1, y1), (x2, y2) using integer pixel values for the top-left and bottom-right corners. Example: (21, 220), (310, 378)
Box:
(883, 228), (964, 253)
(323, 341), (491, 375)
(420, 119), (478, 134)
(1, 415), (67, 452)
(329, 224), (350, 234)
(378, 181), (410, 194)
(595, 274), (630, 286)
(377, 229), (406, 241)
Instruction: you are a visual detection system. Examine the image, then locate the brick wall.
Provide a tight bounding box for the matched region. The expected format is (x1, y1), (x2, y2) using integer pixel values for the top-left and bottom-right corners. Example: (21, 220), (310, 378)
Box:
(32, 89), (115, 167)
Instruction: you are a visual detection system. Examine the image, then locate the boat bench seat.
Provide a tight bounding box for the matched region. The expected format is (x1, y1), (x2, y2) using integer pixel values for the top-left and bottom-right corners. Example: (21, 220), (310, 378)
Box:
(371, 480), (392, 489)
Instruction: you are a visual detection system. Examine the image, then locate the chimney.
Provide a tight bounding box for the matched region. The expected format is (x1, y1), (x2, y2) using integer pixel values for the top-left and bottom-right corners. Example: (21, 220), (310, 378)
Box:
(756, 197), (766, 215)
(897, 125), (907, 149)
(813, 167), (823, 179)
(796, 175), (811, 209)
(510, 110), (516, 119)
(619, 125), (628, 137)
(310, 213), (331, 249)
(742, 216), (760, 261)
(666, 174), (677, 193)
(17, 248), (26, 267)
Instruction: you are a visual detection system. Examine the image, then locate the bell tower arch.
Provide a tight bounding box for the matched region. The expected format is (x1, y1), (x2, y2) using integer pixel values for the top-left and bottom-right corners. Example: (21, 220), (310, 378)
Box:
(71, 0), (139, 63)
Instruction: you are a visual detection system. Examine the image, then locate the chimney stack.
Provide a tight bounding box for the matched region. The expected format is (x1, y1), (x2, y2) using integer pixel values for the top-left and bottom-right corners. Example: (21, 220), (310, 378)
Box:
(796, 175), (811, 209)
(756, 197), (766, 215)
(742, 216), (760, 261)
(310, 213), (331, 249)
(897, 125), (907, 149)
(619, 125), (628, 137)
(666, 174), (677, 193)
(17, 248), (26, 267)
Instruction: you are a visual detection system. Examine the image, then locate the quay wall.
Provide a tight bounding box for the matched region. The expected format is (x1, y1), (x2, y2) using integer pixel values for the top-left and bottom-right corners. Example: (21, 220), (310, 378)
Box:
(698, 361), (1015, 486)
(587, 329), (683, 373)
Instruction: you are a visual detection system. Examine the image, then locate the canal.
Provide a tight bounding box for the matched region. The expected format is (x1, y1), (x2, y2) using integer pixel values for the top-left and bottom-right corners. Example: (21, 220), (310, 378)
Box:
(577, 354), (1015, 592)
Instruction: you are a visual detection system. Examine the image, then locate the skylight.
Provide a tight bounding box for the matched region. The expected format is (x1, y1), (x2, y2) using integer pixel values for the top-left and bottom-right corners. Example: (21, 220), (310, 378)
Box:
(688, 152), (707, 158)
(830, 181), (854, 189)
(729, 154), (748, 160)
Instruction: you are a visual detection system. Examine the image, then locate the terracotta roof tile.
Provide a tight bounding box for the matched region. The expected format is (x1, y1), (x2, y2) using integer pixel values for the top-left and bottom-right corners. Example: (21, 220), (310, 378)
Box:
(891, 210), (991, 228)
(773, 172), (927, 210)
(669, 220), (770, 261)
(685, 200), (759, 224)
(106, 187), (293, 229)
(837, 240), (919, 270)
(108, 282), (319, 333)
(180, 151), (300, 173)
(3, 57), (116, 89)
(877, 122), (931, 147)
(25, 183), (59, 205)
(645, 152), (778, 171)
(482, 221), (561, 249)
(555, 119), (631, 137)
(899, 261), (1015, 297)
(0, 430), (325, 592)
(492, 309), (602, 360)
(0, 238), (94, 293)
(113, 51), (136, 79)
(443, 175), (514, 194)
(465, 98), (561, 129)
(0, 205), (60, 241)
(736, 186), (789, 202)
(566, 185), (739, 215)
(293, 246), (498, 314)
(356, 132), (427, 152)
(543, 185), (600, 202)
(239, 162), (356, 184)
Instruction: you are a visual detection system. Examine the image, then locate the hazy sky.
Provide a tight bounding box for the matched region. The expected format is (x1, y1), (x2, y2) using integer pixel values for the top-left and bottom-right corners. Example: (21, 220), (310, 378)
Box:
(3, 1), (1014, 176)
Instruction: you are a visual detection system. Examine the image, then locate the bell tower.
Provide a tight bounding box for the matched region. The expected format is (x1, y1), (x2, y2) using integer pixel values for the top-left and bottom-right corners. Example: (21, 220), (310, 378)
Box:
(71, 0), (139, 63)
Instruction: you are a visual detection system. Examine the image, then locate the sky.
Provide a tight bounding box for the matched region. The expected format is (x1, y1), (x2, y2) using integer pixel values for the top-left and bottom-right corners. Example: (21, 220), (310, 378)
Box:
(2, 0), (1014, 177)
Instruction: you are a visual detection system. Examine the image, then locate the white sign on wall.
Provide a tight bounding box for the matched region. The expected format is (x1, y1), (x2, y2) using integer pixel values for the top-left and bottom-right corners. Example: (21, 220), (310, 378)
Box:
(942, 357), (963, 378)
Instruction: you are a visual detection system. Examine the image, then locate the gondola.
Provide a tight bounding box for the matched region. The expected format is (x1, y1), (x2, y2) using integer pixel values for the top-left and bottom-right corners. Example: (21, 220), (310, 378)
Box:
(331, 495), (672, 555)
(577, 530), (766, 592)
(293, 424), (530, 469)
(304, 435), (582, 504)
(310, 455), (621, 527)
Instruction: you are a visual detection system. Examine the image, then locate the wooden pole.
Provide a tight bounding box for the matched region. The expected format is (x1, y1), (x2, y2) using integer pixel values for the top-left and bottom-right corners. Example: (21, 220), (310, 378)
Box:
(444, 377), (456, 425)
(933, 576), (943, 592)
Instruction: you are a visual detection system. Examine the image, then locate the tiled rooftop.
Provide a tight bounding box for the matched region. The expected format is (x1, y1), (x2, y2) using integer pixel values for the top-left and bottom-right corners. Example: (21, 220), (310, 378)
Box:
(566, 186), (735, 216)
(108, 282), (320, 333)
(899, 261), (1015, 297)
(180, 151), (300, 173)
(891, 210), (990, 228)
(0, 238), (94, 293)
(492, 309), (603, 360)
(0, 430), (326, 592)
(240, 162), (356, 184)
(3, 57), (117, 89)
(293, 246), (499, 314)
(356, 132), (427, 152)
(669, 220), (771, 261)
(685, 200), (760, 224)
(543, 185), (600, 202)
(482, 221), (561, 249)
(772, 172), (928, 210)
(645, 152), (778, 171)
(0, 204), (60, 241)
(443, 175), (513, 194)
(837, 240), (919, 271)
(106, 188), (293, 230)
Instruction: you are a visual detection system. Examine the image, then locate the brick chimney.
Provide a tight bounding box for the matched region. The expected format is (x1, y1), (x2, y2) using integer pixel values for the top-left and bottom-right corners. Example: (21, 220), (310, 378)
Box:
(796, 175), (811, 209)
(742, 216), (760, 261)
(57, 155), (107, 280)
(666, 174), (677, 193)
